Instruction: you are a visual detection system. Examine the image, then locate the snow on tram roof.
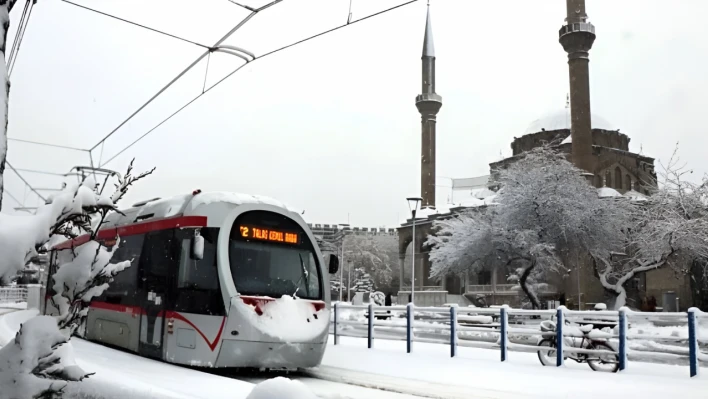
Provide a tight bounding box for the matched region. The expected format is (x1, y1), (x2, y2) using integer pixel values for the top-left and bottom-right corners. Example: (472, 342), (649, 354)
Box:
(103, 191), (300, 228)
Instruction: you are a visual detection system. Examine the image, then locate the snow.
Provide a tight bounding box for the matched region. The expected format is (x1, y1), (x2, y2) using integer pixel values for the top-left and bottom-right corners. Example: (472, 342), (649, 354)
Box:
(234, 295), (328, 343)
(471, 187), (496, 200)
(0, 177), (112, 283)
(188, 191), (300, 214)
(321, 336), (707, 399)
(0, 315), (71, 399)
(51, 239), (131, 324)
(624, 189), (648, 201)
(597, 187), (622, 197)
(561, 134), (572, 144)
(524, 109), (615, 134)
(246, 377), (317, 399)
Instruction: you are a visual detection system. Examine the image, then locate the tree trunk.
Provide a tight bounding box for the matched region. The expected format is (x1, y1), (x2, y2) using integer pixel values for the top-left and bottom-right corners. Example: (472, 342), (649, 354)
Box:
(0, 1), (13, 211)
(519, 260), (541, 309)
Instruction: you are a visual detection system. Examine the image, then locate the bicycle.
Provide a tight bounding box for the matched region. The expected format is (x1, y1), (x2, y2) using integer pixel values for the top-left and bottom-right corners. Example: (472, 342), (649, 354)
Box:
(536, 320), (619, 372)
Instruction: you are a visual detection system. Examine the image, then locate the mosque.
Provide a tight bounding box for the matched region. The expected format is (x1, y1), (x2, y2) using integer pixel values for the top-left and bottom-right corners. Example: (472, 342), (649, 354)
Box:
(395, 0), (692, 310)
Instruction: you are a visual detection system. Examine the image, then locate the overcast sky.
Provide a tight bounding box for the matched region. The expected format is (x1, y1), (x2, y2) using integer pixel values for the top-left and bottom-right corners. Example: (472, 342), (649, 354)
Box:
(2, 0), (707, 227)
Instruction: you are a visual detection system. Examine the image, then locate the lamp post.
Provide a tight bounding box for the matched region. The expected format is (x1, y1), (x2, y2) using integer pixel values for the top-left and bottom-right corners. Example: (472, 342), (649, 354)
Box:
(338, 224), (350, 302)
(406, 197), (422, 304)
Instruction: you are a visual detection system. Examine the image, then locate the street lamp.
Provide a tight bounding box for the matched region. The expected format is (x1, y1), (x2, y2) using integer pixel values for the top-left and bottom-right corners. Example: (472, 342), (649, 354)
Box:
(337, 224), (350, 302)
(406, 196), (422, 304)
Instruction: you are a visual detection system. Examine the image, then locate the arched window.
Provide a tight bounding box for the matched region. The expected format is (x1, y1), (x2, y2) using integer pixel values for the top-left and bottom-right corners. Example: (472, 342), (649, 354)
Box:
(625, 174), (631, 191)
(605, 171), (612, 188)
(614, 167), (622, 190)
(634, 180), (640, 192)
(594, 175), (602, 188)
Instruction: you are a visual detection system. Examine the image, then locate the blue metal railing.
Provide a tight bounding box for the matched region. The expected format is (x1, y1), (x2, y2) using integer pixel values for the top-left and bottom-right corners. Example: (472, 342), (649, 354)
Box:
(331, 302), (705, 378)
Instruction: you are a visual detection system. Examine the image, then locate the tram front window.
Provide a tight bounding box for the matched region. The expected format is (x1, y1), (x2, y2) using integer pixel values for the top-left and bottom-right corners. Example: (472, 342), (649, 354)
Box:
(229, 240), (321, 300)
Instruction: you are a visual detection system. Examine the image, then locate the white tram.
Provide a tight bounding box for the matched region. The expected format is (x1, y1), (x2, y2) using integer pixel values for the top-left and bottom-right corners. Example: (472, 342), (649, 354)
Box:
(44, 190), (339, 369)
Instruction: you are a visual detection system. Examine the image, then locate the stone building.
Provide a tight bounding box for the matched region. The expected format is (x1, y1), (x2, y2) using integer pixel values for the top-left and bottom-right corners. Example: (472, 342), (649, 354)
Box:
(396, 0), (693, 310)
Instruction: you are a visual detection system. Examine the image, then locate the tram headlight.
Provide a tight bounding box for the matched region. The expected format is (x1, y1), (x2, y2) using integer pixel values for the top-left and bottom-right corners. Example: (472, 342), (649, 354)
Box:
(167, 319), (174, 334)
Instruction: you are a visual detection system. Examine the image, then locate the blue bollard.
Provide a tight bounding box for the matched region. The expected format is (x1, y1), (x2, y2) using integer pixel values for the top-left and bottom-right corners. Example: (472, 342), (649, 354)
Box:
(688, 308), (699, 377)
(618, 308), (627, 371)
(450, 306), (457, 358)
(407, 303), (413, 353)
(368, 303), (374, 349)
(556, 307), (564, 367)
(333, 302), (339, 345)
(500, 307), (508, 362)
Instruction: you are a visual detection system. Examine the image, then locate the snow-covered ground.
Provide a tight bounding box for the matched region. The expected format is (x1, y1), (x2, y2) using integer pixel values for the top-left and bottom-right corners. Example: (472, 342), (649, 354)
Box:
(319, 336), (708, 399)
(1, 306), (705, 399)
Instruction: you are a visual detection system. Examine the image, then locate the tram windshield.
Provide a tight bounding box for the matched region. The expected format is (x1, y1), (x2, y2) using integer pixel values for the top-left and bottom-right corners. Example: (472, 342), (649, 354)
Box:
(229, 211), (322, 300)
(229, 241), (321, 300)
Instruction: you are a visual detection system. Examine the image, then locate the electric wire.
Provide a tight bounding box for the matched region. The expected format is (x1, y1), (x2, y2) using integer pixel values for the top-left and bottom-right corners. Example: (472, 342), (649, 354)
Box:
(8, 0), (35, 77)
(7, 0), (29, 63)
(59, 0), (211, 50)
(88, 0), (276, 152)
(5, 161), (46, 201)
(7, 137), (89, 152)
(4, 189), (23, 207)
(99, 0), (418, 167)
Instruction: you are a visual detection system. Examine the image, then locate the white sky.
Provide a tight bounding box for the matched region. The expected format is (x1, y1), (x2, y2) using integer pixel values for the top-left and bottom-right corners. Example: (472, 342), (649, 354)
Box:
(2, 0), (707, 227)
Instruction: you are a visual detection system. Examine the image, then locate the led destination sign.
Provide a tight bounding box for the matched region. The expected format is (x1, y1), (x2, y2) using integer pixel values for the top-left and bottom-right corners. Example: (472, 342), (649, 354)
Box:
(239, 225), (300, 245)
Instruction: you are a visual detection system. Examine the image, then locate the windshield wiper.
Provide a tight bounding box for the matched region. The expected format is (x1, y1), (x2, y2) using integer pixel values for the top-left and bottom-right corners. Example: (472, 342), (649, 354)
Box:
(293, 253), (310, 297)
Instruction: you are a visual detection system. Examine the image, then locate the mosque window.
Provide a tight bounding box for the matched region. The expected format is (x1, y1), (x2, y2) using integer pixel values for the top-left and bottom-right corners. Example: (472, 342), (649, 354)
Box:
(625, 174), (631, 191)
(605, 171), (612, 188)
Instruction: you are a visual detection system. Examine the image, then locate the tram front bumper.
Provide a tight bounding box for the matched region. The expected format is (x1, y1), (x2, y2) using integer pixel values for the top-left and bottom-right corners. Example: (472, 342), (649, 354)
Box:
(215, 339), (327, 369)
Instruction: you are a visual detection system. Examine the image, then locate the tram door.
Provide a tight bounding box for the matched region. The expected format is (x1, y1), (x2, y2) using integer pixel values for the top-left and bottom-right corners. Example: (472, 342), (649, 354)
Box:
(138, 230), (174, 359)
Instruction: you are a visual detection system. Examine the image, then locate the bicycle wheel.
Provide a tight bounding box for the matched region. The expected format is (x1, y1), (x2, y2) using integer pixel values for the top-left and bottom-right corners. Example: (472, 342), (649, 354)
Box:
(586, 341), (619, 372)
(537, 338), (557, 366)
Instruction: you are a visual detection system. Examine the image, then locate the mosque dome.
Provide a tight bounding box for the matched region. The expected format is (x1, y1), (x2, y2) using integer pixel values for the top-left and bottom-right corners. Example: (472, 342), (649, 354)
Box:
(523, 109), (615, 135)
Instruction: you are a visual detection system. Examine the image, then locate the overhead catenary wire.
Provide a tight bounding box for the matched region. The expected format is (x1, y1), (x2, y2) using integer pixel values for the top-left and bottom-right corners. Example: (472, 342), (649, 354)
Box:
(99, 0), (418, 167)
(5, 161), (46, 201)
(89, 0), (282, 153)
(8, 0), (35, 77)
(7, 0), (30, 64)
(7, 137), (89, 152)
(59, 0), (211, 50)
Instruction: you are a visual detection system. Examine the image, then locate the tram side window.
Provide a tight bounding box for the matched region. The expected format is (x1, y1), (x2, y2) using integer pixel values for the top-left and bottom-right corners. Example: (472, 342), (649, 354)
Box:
(174, 228), (225, 315)
(141, 230), (177, 278)
(102, 234), (145, 306)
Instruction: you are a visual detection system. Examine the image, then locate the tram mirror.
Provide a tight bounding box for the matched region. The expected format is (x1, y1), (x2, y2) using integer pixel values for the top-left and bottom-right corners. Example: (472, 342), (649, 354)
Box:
(191, 234), (204, 260)
(328, 254), (339, 274)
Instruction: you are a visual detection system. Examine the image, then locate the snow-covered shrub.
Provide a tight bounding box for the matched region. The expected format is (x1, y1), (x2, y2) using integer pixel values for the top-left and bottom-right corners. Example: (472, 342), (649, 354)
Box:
(0, 316), (86, 399)
(0, 161), (153, 398)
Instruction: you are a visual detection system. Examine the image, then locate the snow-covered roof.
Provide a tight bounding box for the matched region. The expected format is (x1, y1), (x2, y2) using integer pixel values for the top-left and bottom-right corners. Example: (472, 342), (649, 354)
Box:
(102, 191), (299, 229)
(524, 109), (614, 135)
(597, 187), (622, 198)
(623, 190), (648, 201)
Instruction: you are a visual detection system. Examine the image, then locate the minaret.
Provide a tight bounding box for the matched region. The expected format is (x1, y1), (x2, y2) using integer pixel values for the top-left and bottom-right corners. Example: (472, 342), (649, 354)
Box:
(559, 0), (595, 174)
(416, 4), (442, 209)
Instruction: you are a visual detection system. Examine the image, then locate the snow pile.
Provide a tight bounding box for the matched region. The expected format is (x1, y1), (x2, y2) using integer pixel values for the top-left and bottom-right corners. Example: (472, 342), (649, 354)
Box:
(246, 377), (317, 399)
(235, 295), (328, 343)
(0, 316), (86, 399)
(0, 177), (112, 283)
(471, 188), (496, 200)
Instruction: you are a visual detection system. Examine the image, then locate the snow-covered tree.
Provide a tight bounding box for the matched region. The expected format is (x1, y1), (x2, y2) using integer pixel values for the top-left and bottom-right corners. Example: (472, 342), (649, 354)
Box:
(0, 160), (153, 398)
(343, 234), (398, 293)
(350, 267), (375, 293)
(428, 145), (630, 308)
(594, 147), (708, 308)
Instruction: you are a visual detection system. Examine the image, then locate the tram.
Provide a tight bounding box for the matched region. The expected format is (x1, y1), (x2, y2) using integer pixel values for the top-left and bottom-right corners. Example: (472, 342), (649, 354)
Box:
(44, 190), (338, 369)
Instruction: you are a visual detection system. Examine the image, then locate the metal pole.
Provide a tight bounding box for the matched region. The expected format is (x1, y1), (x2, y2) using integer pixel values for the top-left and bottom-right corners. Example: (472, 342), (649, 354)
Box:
(339, 237), (344, 302)
(347, 256), (351, 303)
(411, 211), (416, 304)
(576, 251), (582, 310)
